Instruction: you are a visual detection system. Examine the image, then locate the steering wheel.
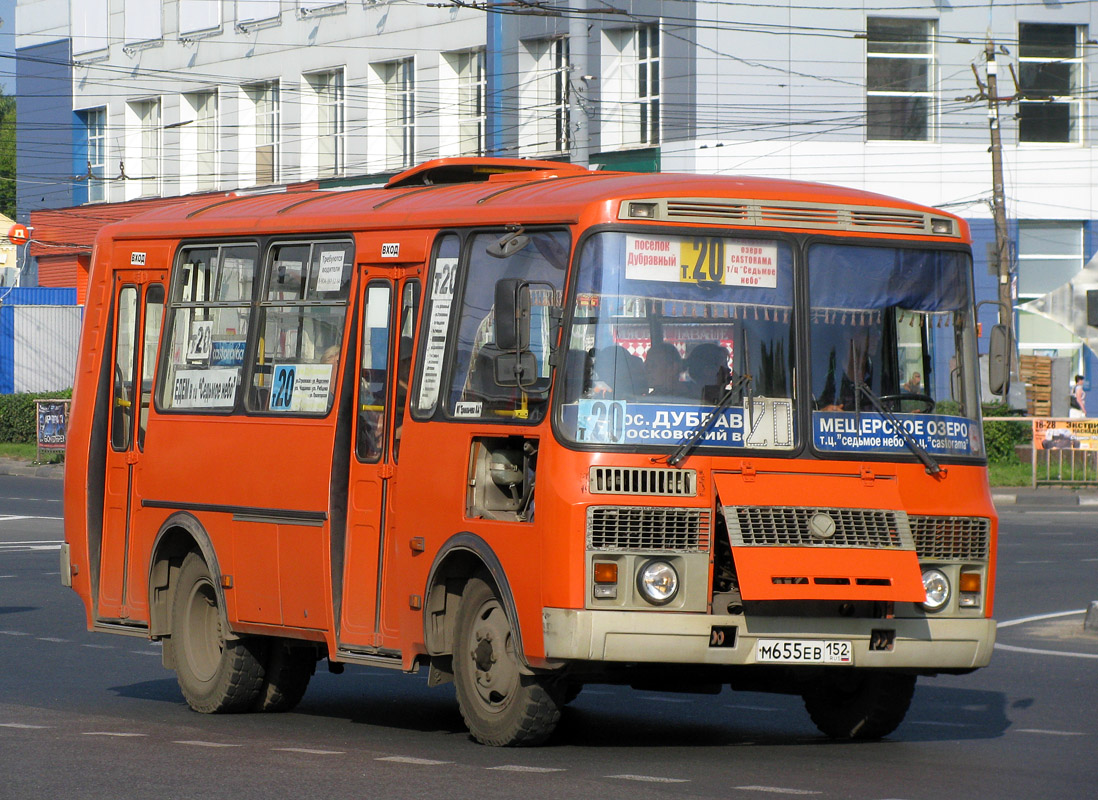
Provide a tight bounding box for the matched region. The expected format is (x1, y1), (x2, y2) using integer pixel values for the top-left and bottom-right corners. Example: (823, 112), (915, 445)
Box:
(876, 393), (935, 413)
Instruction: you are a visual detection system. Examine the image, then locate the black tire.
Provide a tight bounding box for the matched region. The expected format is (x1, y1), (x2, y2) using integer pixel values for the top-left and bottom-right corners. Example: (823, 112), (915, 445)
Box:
(802, 671), (916, 740)
(252, 641), (316, 712)
(452, 576), (561, 746)
(171, 551), (266, 714)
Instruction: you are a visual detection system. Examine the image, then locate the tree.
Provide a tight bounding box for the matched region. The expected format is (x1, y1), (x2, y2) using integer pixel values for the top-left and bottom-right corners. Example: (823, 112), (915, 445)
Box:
(0, 93), (14, 220)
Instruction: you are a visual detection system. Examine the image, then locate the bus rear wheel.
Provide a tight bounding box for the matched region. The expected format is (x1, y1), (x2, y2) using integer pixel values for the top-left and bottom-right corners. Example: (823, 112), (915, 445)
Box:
(453, 576), (561, 746)
(171, 551), (266, 714)
(802, 671), (916, 740)
(252, 641), (316, 712)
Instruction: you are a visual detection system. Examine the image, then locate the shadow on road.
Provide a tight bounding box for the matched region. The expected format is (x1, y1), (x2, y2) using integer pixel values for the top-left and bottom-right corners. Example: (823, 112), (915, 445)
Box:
(0, 606), (39, 615)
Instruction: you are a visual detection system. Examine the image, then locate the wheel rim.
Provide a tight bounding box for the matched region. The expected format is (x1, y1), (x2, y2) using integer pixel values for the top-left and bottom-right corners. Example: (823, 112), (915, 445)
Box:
(183, 577), (223, 683)
(465, 597), (519, 715)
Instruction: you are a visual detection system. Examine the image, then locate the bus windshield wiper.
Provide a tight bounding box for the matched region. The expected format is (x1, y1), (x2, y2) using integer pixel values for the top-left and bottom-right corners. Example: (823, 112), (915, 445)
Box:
(666, 373), (753, 467)
(853, 378), (944, 476)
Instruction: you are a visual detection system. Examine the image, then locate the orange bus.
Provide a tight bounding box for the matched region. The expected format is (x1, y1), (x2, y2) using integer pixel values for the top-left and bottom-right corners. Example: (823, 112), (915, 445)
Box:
(63, 157), (1001, 746)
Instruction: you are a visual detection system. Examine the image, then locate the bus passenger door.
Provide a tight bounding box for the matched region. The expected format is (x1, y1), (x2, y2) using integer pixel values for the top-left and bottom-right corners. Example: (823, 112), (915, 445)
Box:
(99, 274), (165, 621)
(340, 273), (420, 647)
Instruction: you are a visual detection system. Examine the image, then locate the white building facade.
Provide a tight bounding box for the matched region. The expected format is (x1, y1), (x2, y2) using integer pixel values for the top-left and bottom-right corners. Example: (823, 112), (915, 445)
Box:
(15, 0), (1098, 378)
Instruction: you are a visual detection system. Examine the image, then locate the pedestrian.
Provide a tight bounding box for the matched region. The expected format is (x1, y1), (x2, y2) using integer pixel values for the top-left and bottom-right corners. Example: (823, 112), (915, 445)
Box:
(1070, 374), (1086, 418)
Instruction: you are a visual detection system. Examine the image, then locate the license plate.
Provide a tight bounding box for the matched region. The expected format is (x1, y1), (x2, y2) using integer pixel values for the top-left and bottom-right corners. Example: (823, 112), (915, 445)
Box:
(755, 639), (853, 664)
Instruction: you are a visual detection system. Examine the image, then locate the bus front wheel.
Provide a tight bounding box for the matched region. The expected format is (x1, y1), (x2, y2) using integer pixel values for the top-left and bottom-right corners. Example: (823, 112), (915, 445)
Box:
(802, 671), (916, 740)
(171, 551), (266, 714)
(453, 576), (561, 746)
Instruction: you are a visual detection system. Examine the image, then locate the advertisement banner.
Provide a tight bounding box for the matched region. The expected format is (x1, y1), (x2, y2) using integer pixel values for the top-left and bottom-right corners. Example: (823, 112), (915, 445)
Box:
(36, 400), (69, 450)
(1032, 418), (1098, 451)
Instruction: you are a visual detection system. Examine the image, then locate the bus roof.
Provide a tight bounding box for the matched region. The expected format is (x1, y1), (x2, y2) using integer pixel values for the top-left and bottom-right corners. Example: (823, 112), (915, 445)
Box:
(99, 159), (967, 242)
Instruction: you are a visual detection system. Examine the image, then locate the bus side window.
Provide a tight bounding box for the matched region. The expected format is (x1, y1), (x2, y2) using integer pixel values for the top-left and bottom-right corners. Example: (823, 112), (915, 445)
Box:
(357, 282), (392, 462)
(138, 284), (165, 450)
(413, 233), (461, 419)
(393, 279), (420, 462)
(111, 285), (139, 450)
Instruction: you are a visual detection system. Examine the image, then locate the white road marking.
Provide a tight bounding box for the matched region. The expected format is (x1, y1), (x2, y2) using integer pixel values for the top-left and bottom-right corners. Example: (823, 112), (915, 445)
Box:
(174, 741), (241, 748)
(727, 704), (782, 712)
(0, 575), (16, 579)
(607, 775), (689, 784)
(1015, 560), (1056, 565)
(0, 631), (31, 636)
(1016, 729), (1085, 736)
(644, 696), (693, 704)
(0, 723), (49, 729)
(998, 610), (1084, 628)
(488, 765), (566, 773)
(735, 787), (822, 795)
(273, 747), (345, 755)
(995, 643), (1098, 660)
(907, 721), (970, 728)
(81, 644), (114, 650)
(129, 650), (161, 657)
(37, 637), (69, 643)
(376, 756), (451, 765)
(83, 732), (147, 737)
(0, 544), (62, 552)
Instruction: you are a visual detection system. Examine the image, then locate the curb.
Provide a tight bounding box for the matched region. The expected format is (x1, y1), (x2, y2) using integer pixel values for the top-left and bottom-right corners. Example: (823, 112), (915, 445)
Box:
(0, 458), (64, 480)
(992, 491), (1098, 507)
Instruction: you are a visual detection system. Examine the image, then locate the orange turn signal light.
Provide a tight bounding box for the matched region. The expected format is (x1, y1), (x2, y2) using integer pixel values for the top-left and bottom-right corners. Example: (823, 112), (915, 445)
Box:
(593, 562), (619, 584)
(959, 572), (981, 593)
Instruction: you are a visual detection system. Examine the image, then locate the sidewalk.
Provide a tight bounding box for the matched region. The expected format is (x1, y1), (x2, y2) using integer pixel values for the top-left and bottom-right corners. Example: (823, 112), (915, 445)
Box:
(0, 457), (64, 480)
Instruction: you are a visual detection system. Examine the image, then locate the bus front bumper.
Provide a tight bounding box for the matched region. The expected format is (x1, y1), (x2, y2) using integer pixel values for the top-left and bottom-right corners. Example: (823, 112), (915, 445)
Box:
(541, 609), (996, 670)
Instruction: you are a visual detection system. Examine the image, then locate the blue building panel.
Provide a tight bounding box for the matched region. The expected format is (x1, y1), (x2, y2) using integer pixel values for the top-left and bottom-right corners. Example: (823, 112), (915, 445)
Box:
(0, 287), (78, 306)
(16, 40), (76, 222)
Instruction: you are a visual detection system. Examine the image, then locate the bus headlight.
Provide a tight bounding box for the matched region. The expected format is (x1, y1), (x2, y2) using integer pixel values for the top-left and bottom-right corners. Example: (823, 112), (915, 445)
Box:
(637, 560), (679, 606)
(921, 568), (950, 612)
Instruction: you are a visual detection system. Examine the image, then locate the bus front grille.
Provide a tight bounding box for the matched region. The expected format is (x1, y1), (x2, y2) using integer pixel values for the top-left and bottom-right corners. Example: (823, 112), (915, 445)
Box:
(587, 506), (711, 552)
(726, 506), (914, 550)
(589, 467), (698, 496)
(909, 515), (991, 561)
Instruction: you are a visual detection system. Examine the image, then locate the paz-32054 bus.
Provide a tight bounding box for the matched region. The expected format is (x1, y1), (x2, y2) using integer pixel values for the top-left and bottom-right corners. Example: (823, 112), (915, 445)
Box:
(63, 158), (1001, 745)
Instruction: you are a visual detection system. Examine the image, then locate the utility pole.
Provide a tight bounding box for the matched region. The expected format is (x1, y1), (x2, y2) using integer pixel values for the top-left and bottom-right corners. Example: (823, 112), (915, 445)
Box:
(568, 6), (590, 166)
(983, 41), (1014, 355)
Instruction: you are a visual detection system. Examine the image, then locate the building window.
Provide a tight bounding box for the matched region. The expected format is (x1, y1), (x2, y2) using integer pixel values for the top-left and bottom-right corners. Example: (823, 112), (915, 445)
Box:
(383, 58), (415, 170)
(179, 0), (221, 35)
(72, 0), (108, 55)
(1017, 221), (1084, 298)
(127, 98), (161, 198)
(238, 0), (279, 25)
(1018, 24), (1083, 144)
(81, 106), (107, 203)
(245, 81), (280, 184)
(866, 18), (934, 141)
(307, 69), (344, 178)
(519, 37), (570, 156)
(456, 49), (485, 156)
(602, 25), (660, 150)
(189, 91), (219, 192)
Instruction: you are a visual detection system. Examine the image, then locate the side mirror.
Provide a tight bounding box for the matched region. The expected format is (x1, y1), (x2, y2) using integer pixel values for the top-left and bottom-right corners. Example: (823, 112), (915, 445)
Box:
(495, 278), (531, 352)
(988, 323), (1010, 396)
(494, 351), (538, 388)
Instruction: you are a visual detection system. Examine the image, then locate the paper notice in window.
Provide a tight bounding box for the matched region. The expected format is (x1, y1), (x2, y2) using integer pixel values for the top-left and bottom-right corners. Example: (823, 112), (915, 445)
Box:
(316, 250), (345, 293)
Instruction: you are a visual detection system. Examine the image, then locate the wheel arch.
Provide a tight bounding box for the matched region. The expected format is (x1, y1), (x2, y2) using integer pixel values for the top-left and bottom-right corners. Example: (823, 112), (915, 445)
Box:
(147, 512), (227, 639)
(422, 533), (531, 669)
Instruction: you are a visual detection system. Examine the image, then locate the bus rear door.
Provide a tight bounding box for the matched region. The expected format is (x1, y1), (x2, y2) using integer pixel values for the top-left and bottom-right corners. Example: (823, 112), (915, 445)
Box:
(99, 265), (166, 621)
(339, 268), (421, 649)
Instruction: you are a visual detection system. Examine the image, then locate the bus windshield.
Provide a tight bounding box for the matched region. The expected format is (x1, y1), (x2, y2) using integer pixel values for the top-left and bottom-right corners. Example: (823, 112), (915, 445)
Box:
(558, 230), (796, 451)
(808, 243), (984, 459)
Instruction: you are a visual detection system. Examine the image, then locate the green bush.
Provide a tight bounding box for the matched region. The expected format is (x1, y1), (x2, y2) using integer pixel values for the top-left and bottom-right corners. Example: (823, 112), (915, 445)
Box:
(0, 390), (73, 444)
(981, 400), (1029, 465)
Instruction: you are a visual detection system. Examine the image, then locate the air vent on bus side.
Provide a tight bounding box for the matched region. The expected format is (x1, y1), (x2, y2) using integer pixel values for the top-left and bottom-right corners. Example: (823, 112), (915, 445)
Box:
(589, 466), (697, 496)
(625, 198), (956, 237)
